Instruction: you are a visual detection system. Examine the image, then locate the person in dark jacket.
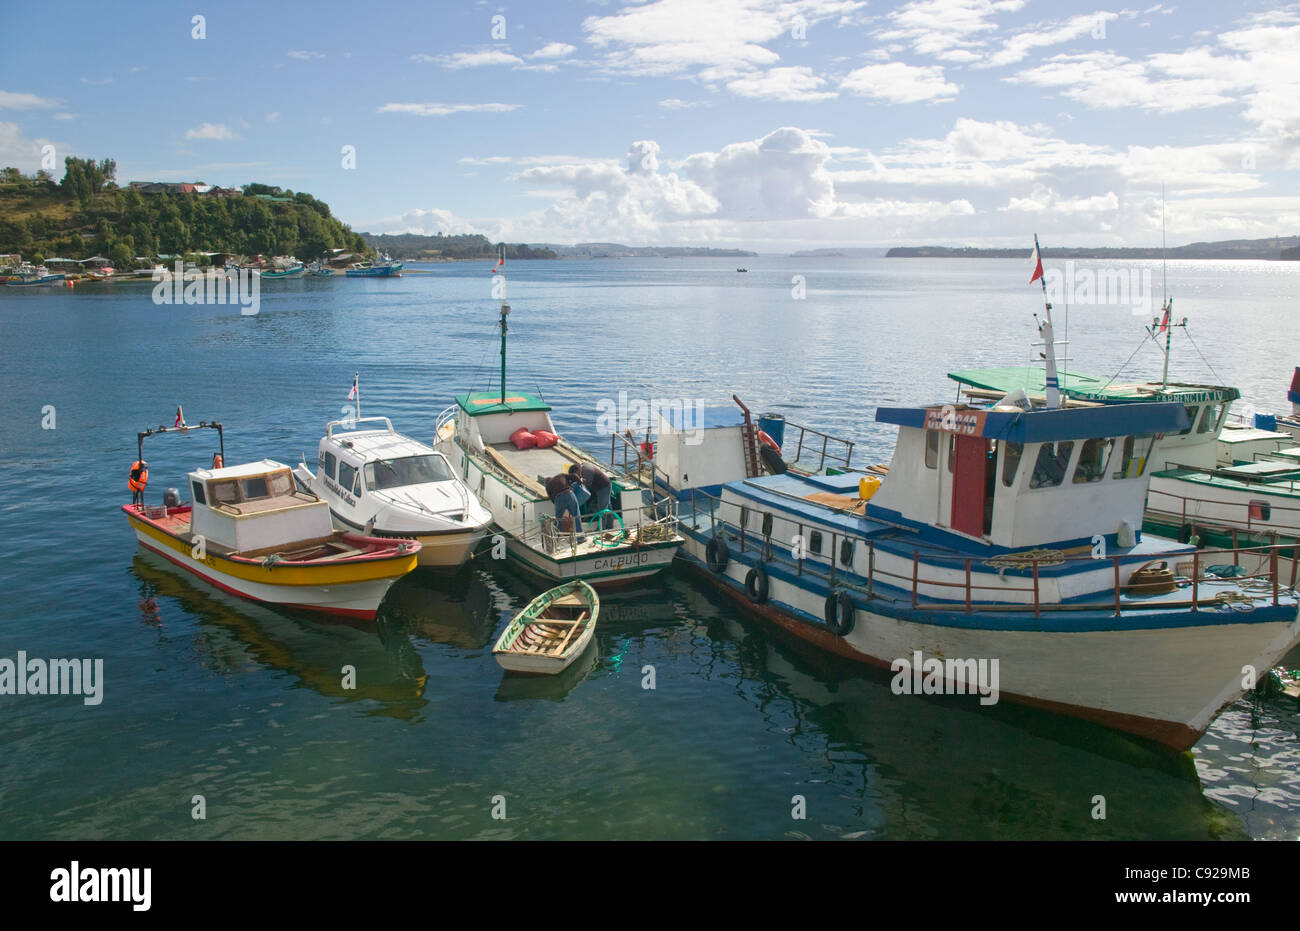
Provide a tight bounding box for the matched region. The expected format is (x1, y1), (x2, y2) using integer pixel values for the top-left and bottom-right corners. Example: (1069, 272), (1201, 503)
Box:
(545, 472), (584, 539)
(568, 463), (612, 529)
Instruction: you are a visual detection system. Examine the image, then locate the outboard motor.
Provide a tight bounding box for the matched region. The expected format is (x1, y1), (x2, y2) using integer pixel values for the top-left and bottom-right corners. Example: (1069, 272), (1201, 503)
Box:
(163, 487), (182, 508)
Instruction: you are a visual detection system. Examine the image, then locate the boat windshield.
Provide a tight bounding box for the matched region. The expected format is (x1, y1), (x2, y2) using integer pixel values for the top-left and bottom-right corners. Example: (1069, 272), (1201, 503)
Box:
(364, 455), (454, 490)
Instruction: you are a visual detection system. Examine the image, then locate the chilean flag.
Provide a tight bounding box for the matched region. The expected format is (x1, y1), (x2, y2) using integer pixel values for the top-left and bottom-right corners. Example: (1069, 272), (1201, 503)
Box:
(174, 405), (184, 428)
(347, 373), (358, 401)
(1029, 237), (1044, 284)
(1157, 304), (1171, 333)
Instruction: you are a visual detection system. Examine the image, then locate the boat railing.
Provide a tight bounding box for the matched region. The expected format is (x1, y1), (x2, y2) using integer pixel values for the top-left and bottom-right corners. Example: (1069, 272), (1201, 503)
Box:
(1146, 485), (1300, 539)
(784, 420), (855, 472)
(434, 405), (458, 440)
(528, 501), (680, 557)
(690, 488), (1298, 618)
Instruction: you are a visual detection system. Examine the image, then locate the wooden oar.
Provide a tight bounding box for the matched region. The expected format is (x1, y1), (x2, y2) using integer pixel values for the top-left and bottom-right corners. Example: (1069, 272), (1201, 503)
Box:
(550, 610), (589, 655)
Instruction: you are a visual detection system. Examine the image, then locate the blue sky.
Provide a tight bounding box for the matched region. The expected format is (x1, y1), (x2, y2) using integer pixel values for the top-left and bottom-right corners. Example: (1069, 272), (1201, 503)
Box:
(2, 0), (1297, 249)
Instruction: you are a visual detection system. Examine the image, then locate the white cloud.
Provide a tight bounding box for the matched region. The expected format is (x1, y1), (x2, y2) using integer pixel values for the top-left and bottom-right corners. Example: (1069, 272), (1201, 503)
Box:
(287, 50), (325, 60)
(841, 62), (959, 103)
(529, 43), (576, 60)
(428, 50), (524, 69)
(377, 102), (521, 117)
(582, 0), (866, 81)
(726, 66), (835, 102)
(983, 12), (1117, 68)
(659, 98), (710, 109)
(52, 113), (77, 121)
(0, 91), (61, 110)
(876, 0), (1025, 62)
(183, 123), (236, 141)
(0, 122), (62, 172)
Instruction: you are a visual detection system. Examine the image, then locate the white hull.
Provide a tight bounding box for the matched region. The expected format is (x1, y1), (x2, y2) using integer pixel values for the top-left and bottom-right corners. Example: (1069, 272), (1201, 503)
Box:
(677, 529), (1300, 747)
(134, 530), (400, 617)
(495, 623), (596, 674)
(1148, 473), (1300, 539)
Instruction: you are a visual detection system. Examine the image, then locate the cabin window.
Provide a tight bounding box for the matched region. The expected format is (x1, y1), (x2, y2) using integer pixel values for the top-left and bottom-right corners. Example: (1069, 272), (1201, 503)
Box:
(1196, 405), (1217, 434)
(925, 430), (939, 469)
(364, 455), (455, 491)
(210, 479), (239, 506)
(240, 475), (270, 501)
(269, 471), (293, 497)
(324, 451), (338, 480)
(1179, 405), (1198, 435)
(1001, 442), (1023, 487)
(809, 530), (823, 555)
(191, 481), (207, 505)
(338, 462), (357, 495)
(1112, 435), (1156, 479)
(761, 512), (774, 538)
(839, 539), (855, 567)
(1029, 441), (1074, 489)
(947, 435), (956, 473)
(1072, 438), (1113, 484)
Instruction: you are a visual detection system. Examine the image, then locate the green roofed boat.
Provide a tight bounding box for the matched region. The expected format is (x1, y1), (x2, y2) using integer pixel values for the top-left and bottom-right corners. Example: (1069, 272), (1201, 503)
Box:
(950, 338), (1299, 549)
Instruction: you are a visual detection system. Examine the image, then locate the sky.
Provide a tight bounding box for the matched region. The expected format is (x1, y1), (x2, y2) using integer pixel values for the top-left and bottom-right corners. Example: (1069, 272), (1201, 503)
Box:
(1, 0), (1298, 250)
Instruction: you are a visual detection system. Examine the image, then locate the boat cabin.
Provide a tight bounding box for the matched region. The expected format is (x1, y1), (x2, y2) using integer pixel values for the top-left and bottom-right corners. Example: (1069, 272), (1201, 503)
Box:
(316, 417), (460, 506)
(451, 391), (556, 454)
(867, 402), (1190, 550)
(653, 406), (750, 496)
(189, 459), (333, 553)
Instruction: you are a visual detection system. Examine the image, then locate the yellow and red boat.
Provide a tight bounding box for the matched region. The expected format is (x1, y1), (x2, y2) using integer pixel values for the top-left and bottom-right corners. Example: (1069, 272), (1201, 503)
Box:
(123, 420), (419, 620)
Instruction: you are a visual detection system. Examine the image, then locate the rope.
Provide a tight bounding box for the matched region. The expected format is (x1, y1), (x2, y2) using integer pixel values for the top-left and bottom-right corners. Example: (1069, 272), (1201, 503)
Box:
(1180, 326), (1226, 386)
(983, 548), (1065, 573)
(1098, 336), (1162, 393)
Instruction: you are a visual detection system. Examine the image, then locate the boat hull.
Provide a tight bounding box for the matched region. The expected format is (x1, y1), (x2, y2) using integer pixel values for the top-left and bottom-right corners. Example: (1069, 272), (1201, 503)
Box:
(675, 527), (1300, 751)
(126, 507), (417, 620)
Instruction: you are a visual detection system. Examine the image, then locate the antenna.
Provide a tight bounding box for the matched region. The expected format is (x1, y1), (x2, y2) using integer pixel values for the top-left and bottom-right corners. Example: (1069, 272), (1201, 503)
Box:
(497, 244), (509, 404)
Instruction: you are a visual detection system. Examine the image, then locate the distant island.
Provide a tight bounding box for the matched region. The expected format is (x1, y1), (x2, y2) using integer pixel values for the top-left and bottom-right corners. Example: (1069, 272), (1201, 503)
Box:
(360, 232), (556, 261)
(789, 247), (890, 258)
(886, 236), (1300, 260)
(536, 242), (757, 258)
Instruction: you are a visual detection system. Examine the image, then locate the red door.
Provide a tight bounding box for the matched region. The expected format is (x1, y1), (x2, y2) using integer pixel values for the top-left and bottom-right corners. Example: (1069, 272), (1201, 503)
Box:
(951, 435), (989, 537)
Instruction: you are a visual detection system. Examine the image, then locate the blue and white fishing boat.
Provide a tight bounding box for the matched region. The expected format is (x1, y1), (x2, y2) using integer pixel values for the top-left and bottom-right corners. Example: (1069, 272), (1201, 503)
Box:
(629, 286), (1300, 750)
(4, 264), (65, 288)
(345, 254), (403, 278)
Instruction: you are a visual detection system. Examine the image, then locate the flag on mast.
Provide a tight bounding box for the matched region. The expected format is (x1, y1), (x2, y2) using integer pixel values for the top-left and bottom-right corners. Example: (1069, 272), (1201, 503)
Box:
(347, 373), (358, 401)
(1157, 303), (1171, 333)
(174, 405), (184, 428)
(1029, 238), (1044, 284)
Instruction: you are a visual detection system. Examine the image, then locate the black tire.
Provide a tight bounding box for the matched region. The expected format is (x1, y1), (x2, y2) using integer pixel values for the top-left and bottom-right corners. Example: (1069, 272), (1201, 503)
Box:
(706, 535), (730, 573)
(825, 590), (855, 636)
(759, 445), (787, 475)
(745, 564), (769, 603)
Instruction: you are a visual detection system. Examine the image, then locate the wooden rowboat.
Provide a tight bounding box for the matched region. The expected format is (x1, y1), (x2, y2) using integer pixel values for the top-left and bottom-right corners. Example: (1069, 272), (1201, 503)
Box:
(493, 580), (599, 675)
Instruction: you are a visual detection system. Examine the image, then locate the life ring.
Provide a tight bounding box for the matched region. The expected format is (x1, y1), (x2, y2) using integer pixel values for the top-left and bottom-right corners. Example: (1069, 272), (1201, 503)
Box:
(128, 460), (149, 492)
(706, 534), (729, 573)
(745, 563), (769, 603)
(211, 453), (224, 469)
(824, 590), (855, 636)
(756, 430), (780, 451)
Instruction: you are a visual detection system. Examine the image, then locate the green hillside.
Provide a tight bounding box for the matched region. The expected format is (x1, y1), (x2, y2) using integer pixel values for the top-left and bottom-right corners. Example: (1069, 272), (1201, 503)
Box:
(0, 157), (367, 268)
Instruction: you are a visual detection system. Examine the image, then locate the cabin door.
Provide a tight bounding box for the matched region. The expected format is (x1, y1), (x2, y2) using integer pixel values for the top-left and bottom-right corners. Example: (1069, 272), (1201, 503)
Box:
(951, 435), (991, 537)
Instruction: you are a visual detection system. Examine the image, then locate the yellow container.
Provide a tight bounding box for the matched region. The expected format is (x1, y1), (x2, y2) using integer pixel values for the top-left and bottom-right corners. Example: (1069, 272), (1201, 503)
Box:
(858, 476), (881, 500)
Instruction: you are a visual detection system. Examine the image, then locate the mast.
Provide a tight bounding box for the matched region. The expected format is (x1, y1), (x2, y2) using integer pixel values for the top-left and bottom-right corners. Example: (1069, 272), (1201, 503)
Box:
(1033, 233), (1061, 409)
(354, 372), (361, 422)
(1160, 185), (1172, 389)
(497, 244), (509, 404)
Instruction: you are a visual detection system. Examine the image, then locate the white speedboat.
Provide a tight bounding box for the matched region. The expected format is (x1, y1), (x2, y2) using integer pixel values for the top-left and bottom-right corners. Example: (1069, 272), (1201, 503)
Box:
(295, 416), (493, 568)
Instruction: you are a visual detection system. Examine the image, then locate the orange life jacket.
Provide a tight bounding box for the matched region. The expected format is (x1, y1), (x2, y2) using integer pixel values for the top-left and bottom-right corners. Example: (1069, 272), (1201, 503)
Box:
(211, 453), (224, 469)
(128, 461), (149, 492)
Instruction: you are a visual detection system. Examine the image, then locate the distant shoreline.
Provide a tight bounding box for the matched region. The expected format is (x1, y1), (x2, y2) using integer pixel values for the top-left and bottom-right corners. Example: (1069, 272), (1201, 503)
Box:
(885, 238), (1300, 261)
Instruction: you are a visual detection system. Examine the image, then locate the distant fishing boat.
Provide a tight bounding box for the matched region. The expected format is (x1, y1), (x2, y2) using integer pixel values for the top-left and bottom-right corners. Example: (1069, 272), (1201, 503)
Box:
(346, 254), (403, 277)
(306, 261), (333, 277)
(133, 264), (166, 278)
(261, 260), (305, 279)
(4, 265), (64, 287)
(736, 267), (748, 272)
(493, 580), (599, 675)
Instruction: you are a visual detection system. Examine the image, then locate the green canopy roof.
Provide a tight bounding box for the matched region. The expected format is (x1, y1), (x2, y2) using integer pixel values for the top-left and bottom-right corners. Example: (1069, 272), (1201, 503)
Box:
(949, 366), (1239, 405)
(455, 391), (551, 416)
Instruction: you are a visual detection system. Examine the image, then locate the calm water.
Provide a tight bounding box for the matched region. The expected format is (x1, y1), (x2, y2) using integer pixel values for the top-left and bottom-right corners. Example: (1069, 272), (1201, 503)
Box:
(1, 256), (1298, 840)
